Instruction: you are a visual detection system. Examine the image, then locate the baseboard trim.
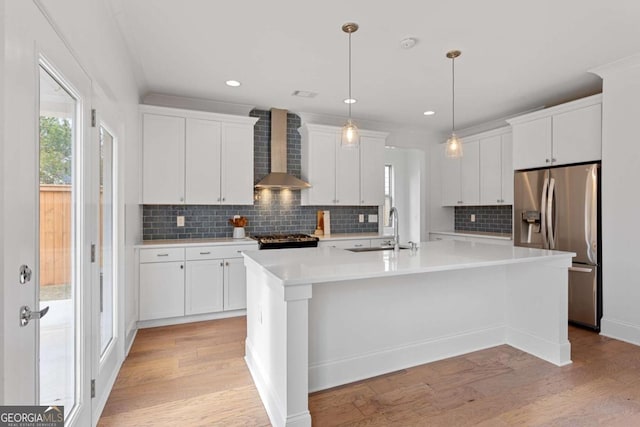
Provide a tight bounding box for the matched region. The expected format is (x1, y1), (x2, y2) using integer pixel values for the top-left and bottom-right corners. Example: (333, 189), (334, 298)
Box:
(308, 325), (505, 392)
(506, 327), (572, 366)
(91, 361), (121, 426)
(137, 309), (246, 329)
(125, 323), (137, 357)
(601, 318), (640, 346)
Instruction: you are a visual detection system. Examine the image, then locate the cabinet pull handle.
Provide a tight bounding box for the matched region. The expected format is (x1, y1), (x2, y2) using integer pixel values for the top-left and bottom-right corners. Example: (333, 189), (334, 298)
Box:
(222, 197), (226, 202)
(180, 264), (183, 269)
(199, 251), (211, 255)
(157, 253), (169, 257)
(545, 158), (550, 163)
(354, 244), (363, 247)
(220, 262), (224, 267)
(225, 262), (229, 266)
(552, 158), (557, 162)
(236, 250), (242, 253)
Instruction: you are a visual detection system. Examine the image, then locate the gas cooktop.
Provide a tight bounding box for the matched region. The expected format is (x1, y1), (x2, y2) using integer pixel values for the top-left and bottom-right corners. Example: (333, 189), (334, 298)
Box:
(252, 233), (319, 250)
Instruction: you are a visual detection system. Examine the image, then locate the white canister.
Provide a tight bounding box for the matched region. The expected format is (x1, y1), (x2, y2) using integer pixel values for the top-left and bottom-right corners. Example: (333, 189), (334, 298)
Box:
(233, 227), (246, 239)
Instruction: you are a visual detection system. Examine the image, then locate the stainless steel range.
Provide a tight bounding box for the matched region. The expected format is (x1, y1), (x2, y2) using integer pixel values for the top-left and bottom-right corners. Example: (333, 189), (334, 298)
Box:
(252, 233), (319, 250)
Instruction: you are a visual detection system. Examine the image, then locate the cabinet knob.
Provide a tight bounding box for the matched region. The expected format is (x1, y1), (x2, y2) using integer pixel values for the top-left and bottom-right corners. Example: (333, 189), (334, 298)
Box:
(497, 199), (500, 203)
(222, 197), (226, 201)
(220, 262), (224, 267)
(225, 261), (229, 266)
(551, 158), (557, 162)
(180, 265), (183, 269)
(545, 158), (550, 163)
(217, 197), (221, 202)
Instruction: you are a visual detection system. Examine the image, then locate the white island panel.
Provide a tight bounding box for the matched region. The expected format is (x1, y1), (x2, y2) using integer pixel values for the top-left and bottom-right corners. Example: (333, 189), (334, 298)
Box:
(244, 240), (573, 427)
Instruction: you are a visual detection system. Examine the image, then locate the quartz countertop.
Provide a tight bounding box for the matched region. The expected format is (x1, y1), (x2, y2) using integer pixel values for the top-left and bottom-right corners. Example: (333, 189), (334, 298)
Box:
(243, 239), (573, 286)
(136, 237), (257, 249)
(430, 230), (512, 240)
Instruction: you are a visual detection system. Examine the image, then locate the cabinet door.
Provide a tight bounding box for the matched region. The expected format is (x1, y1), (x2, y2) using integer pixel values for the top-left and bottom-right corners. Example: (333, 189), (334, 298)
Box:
(512, 117), (552, 170)
(360, 136), (385, 205)
(185, 259), (224, 315)
(460, 140), (480, 205)
(303, 131), (337, 205)
(221, 123), (254, 205)
(480, 135), (502, 205)
(185, 118), (222, 204)
(501, 133), (514, 205)
(441, 151), (461, 206)
(139, 261), (185, 320)
(552, 103), (602, 166)
(224, 258), (247, 311)
(336, 141), (360, 205)
(142, 114), (185, 204)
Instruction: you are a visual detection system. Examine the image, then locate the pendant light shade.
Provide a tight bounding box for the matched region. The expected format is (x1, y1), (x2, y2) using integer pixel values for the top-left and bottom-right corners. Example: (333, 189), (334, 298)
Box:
(445, 50), (463, 158)
(341, 22), (359, 148)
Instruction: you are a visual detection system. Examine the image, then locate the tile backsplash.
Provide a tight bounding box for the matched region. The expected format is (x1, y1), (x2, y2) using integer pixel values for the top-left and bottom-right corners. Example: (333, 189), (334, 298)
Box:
(142, 109), (379, 240)
(454, 205), (512, 234)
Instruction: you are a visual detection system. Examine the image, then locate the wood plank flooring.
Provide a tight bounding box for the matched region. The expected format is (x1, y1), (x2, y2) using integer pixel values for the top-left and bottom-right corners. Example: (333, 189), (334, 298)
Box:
(99, 318), (640, 426)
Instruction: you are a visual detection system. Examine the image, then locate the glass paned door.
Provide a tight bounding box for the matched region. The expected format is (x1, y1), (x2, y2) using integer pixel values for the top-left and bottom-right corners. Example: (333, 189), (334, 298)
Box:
(99, 126), (114, 355)
(38, 66), (77, 417)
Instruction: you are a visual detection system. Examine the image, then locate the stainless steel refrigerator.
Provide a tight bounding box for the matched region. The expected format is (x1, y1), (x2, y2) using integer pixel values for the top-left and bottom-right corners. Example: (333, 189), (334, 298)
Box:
(514, 163), (600, 330)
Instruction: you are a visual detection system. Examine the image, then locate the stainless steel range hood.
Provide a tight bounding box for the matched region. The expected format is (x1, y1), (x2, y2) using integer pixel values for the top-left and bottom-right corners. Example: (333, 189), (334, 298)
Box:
(255, 108), (311, 190)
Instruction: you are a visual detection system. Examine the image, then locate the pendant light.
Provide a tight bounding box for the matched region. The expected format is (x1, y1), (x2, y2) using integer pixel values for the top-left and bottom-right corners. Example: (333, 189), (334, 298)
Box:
(445, 50), (463, 158)
(341, 22), (359, 148)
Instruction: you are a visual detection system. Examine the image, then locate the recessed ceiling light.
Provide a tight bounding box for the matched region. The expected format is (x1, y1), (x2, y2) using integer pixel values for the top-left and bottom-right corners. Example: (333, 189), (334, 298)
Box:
(292, 90), (318, 98)
(344, 98), (357, 104)
(423, 110), (436, 116)
(225, 80), (241, 87)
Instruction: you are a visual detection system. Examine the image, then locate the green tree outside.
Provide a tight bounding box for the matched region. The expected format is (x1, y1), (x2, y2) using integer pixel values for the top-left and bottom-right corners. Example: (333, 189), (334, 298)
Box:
(40, 116), (72, 184)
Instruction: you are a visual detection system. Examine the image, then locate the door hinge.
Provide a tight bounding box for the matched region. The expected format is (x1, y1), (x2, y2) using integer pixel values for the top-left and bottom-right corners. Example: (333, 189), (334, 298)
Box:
(91, 379), (96, 398)
(91, 243), (96, 263)
(91, 109), (97, 127)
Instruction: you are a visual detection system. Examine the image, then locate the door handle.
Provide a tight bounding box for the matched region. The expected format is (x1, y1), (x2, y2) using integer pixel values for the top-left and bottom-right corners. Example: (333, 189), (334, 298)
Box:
(547, 177), (556, 249)
(569, 266), (593, 273)
(20, 305), (49, 327)
(541, 176), (549, 248)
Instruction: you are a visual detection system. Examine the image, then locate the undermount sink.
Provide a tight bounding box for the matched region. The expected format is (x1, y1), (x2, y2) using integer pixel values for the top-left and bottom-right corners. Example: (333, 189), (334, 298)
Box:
(346, 245), (410, 253)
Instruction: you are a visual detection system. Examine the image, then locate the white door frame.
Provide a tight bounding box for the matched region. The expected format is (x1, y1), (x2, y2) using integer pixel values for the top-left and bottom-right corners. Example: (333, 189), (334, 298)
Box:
(2, 2), (92, 426)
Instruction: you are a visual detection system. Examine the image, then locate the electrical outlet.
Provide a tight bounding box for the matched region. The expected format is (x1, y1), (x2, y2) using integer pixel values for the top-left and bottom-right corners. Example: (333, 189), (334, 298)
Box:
(368, 214), (378, 223)
(177, 216), (185, 227)
(358, 214), (364, 223)
(470, 214), (476, 223)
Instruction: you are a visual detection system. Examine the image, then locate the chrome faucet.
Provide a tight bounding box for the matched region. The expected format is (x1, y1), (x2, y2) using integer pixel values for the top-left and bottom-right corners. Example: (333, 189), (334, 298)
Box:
(389, 207), (399, 251)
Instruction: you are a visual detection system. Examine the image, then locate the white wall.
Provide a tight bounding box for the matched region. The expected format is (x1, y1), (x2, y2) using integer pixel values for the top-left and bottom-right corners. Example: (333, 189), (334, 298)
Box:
(37, 0), (142, 352)
(591, 55), (640, 344)
(428, 144), (455, 233)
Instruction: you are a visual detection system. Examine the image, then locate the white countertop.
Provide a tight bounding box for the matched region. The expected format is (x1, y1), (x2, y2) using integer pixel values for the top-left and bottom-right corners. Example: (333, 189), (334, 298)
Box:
(430, 230), (512, 240)
(243, 240), (574, 286)
(316, 232), (394, 241)
(136, 237), (257, 248)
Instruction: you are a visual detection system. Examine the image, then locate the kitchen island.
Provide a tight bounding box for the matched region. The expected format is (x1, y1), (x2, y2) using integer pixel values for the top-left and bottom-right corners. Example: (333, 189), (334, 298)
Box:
(243, 240), (574, 427)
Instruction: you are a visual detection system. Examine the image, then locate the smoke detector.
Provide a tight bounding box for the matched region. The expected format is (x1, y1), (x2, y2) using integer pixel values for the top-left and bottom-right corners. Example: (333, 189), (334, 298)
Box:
(400, 38), (417, 49)
(292, 90), (318, 98)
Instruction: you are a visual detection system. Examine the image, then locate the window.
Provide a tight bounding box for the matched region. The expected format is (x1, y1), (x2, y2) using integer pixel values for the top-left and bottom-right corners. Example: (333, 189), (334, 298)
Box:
(383, 164), (394, 231)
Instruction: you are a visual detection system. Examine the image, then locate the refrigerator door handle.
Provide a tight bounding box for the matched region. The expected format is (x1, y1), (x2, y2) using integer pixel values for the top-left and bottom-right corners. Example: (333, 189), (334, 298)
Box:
(541, 176), (549, 248)
(547, 177), (556, 249)
(585, 165), (598, 264)
(569, 266), (594, 273)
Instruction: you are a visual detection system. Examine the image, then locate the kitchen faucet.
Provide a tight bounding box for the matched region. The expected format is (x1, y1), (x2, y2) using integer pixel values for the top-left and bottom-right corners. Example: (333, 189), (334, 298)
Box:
(389, 207), (399, 251)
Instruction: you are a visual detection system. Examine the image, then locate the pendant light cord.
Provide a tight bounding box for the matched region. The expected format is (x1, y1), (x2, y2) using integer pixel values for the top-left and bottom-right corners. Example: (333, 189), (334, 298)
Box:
(451, 55), (455, 133)
(348, 31), (352, 120)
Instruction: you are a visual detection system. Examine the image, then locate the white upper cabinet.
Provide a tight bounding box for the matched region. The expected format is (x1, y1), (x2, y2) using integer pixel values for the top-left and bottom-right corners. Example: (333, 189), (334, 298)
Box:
(140, 105), (258, 205)
(299, 124), (388, 206)
(508, 94), (602, 170)
(185, 118), (222, 204)
(142, 114), (186, 204)
(441, 140), (479, 206)
(479, 129), (513, 205)
(441, 127), (513, 206)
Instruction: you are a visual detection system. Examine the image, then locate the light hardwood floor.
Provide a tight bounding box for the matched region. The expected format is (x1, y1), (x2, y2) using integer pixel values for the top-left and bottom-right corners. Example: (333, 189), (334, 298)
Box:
(99, 317), (640, 426)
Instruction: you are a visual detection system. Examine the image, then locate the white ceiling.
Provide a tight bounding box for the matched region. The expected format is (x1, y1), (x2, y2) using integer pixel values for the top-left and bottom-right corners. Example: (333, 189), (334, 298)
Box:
(109, 0), (640, 135)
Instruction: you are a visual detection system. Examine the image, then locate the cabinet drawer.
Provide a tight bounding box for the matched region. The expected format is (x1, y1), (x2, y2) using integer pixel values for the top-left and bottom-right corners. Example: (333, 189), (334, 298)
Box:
(370, 238), (394, 248)
(185, 244), (258, 261)
(140, 247), (185, 263)
(319, 239), (371, 249)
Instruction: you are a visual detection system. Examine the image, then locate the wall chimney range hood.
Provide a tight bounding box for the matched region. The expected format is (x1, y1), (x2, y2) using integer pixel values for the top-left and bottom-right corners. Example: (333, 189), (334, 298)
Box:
(255, 108), (311, 190)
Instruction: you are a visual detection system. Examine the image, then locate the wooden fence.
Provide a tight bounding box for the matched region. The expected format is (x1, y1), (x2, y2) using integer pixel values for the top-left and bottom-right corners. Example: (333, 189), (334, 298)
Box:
(40, 185), (71, 286)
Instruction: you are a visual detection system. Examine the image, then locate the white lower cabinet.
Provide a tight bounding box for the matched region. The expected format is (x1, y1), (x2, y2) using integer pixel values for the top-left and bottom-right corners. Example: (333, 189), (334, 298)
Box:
(185, 259), (224, 315)
(139, 261), (185, 321)
(139, 242), (256, 324)
(224, 258), (248, 311)
(429, 232), (513, 246)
